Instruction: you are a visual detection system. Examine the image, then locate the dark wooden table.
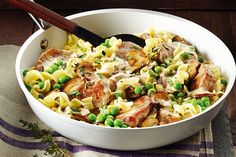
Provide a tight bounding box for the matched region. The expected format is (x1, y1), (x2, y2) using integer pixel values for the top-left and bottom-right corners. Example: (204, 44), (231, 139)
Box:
(1, 0), (236, 150)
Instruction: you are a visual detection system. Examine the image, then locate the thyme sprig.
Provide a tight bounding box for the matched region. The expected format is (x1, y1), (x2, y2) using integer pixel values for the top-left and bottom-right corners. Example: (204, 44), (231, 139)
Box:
(19, 119), (70, 157)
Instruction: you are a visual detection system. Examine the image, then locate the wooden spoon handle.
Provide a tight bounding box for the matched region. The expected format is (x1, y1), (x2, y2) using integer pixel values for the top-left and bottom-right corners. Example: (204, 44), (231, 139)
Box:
(7, 0), (104, 46)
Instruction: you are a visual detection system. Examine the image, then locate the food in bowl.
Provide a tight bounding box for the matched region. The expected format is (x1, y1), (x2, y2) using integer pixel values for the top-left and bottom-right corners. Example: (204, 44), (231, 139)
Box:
(22, 27), (227, 128)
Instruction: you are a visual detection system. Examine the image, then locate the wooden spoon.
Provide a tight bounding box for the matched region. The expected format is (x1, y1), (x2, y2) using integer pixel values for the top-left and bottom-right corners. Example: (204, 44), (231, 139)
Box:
(7, 0), (145, 47)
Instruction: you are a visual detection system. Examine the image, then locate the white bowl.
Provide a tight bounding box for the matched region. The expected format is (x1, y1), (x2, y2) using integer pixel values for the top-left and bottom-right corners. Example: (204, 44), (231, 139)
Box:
(15, 9), (236, 150)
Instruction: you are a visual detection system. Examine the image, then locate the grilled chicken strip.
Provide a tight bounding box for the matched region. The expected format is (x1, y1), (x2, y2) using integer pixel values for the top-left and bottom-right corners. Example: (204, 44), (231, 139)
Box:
(116, 96), (152, 127)
(35, 48), (72, 71)
(190, 64), (216, 98)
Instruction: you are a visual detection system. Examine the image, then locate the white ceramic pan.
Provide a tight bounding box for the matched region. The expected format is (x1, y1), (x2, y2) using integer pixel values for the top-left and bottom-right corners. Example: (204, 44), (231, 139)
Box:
(15, 9), (236, 150)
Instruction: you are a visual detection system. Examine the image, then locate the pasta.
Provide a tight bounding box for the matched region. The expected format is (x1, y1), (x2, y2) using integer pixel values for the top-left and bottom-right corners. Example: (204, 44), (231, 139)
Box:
(23, 27), (227, 128)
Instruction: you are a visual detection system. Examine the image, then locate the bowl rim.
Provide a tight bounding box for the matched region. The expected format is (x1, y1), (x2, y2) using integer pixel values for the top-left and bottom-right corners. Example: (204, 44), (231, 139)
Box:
(15, 8), (236, 131)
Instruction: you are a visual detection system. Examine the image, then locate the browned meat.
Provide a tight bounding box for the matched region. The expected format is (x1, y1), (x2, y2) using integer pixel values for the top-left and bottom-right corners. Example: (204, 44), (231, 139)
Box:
(116, 41), (142, 59)
(36, 48), (72, 71)
(141, 118), (159, 127)
(116, 96), (152, 127)
(158, 44), (174, 63)
(63, 78), (85, 93)
(158, 108), (181, 125)
(109, 79), (117, 92)
(125, 86), (143, 99)
(172, 35), (190, 45)
(187, 59), (200, 79)
(190, 64), (216, 98)
(152, 44), (174, 63)
(126, 50), (149, 72)
(76, 62), (96, 81)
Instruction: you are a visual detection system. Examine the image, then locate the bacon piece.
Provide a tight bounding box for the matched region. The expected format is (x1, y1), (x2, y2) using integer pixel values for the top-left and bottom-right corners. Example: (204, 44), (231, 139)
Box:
(190, 64), (216, 98)
(116, 96), (152, 127)
(36, 48), (72, 71)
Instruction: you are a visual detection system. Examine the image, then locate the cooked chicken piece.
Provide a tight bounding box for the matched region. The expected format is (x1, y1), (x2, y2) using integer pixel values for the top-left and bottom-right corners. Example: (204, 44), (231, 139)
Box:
(76, 62), (96, 81)
(108, 79), (117, 92)
(116, 41), (142, 59)
(125, 86), (144, 99)
(126, 50), (149, 72)
(158, 108), (181, 125)
(116, 96), (152, 127)
(190, 64), (216, 98)
(36, 48), (72, 71)
(63, 77), (85, 94)
(141, 118), (159, 127)
(158, 44), (174, 63)
(84, 80), (113, 108)
(172, 35), (190, 45)
(151, 91), (172, 108)
(187, 59), (200, 79)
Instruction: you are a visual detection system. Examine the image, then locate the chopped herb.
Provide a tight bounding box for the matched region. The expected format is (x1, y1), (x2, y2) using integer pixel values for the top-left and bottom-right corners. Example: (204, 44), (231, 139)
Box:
(78, 54), (86, 59)
(68, 91), (81, 96)
(163, 44), (170, 50)
(25, 84), (32, 92)
(80, 66), (85, 75)
(95, 60), (102, 64)
(96, 73), (103, 79)
(198, 57), (204, 63)
(152, 47), (160, 52)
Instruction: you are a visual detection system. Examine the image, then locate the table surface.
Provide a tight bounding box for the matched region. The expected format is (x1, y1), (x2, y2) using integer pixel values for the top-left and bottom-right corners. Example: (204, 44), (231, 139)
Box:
(1, 0), (236, 148)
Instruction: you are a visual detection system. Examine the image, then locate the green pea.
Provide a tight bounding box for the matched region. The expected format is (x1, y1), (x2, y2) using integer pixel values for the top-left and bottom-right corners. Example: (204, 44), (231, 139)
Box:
(114, 119), (123, 127)
(145, 82), (153, 90)
(154, 66), (162, 74)
(201, 96), (209, 102)
(115, 92), (123, 98)
(198, 57), (204, 63)
(148, 88), (156, 96)
(181, 52), (189, 60)
(55, 60), (63, 66)
(23, 68), (29, 77)
(104, 118), (114, 127)
(221, 79), (227, 86)
(121, 124), (128, 128)
(106, 115), (114, 120)
(58, 76), (71, 84)
(38, 81), (44, 89)
(168, 94), (175, 100)
(88, 113), (96, 122)
(148, 69), (157, 77)
(197, 99), (204, 107)
(190, 99), (197, 105)
(53, 83), (61, 89)
(176, 92), (184, 98)
(201, 106), (206, 111)
(25, 84), (32, 92)
(47, 64), (58, 74)
(204, 101), (210, 107)
(97, 114), (106, 123)
(174, 82), (182, 90)
(109, 106), (120, 116)
(134, 86), (142, 95)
